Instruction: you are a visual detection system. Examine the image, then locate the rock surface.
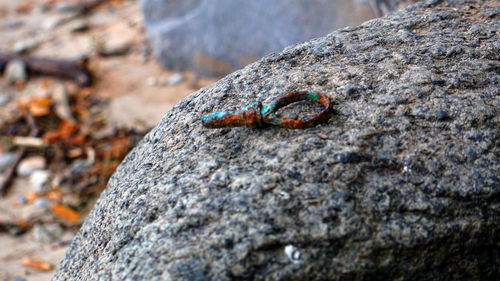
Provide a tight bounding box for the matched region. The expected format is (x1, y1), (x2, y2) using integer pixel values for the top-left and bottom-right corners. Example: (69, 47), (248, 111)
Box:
(54, 0), (499, 280)
(140, 0), (413, 76)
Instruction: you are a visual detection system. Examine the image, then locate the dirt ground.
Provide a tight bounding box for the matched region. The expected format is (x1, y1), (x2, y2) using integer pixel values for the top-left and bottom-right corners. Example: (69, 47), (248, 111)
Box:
(0, 1), (217, 280)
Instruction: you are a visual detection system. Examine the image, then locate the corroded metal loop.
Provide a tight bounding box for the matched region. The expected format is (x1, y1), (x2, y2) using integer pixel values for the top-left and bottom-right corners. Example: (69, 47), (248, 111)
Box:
(201, 101), (264, 128)
(262, 91), (331, 128)
(202, 91), (331, 129)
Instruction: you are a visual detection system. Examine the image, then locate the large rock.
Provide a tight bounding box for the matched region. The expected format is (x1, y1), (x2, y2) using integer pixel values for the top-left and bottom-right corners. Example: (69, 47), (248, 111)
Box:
(140, 0), (413, 76)
(54, 0), (499, 280)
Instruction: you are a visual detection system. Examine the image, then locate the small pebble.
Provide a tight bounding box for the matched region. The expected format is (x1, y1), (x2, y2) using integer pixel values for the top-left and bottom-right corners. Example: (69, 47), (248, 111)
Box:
(68, 20), (89, 33)
(17, 156), (46, 177)
(167, 73), (184, 86)
(43, 16), (64, 30)
(54, 2), (80, 13)
(146, 76), (157, 86)
(33, 223), (64, 243)
(17, 195), (27, 205)
(33, 197), (50, 208)
(70, 159), (93, 175)
(3, 60), (27, 84)
(98, 43), (131, 57)
(0, 93), (11, 105)
(29, 170), (52, 193)
(21, 203), (48, 221)
(0, 152), (16, 172)
(3, 20), (23, 30)
(61, 193), (82, 207)
(13, 39), (39, 53)
(52, 83), (73, 120)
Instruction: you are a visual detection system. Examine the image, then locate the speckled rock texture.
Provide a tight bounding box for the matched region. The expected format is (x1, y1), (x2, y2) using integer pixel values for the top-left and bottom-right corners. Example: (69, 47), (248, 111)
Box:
(140, 0), (413, 76)
(54, 0), (499, 280)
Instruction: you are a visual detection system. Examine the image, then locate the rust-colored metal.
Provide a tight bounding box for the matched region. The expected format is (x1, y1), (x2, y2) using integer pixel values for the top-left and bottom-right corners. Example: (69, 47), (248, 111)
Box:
(202, 91), (331, 129)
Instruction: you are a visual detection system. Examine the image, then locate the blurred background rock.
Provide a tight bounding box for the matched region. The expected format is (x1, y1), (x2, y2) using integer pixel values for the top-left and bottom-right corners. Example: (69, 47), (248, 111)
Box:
(141, 0), (416, 76)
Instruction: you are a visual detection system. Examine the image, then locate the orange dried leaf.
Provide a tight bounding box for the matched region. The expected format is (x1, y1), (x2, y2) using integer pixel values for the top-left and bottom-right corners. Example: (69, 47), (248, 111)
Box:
(28, 97), (53, 117)
(30, 97), (53, 106)
(25, 191), (40, 203)
(65, 133), (87, 146)
(51, 204), (81, 222)
(110, 138), (130, 158)
(18, 217), (29, 229)
(29, 105), (50, 116)
(110, 0), (123, 8)
(15, 79), (26, 90)
(73, 105), (89, 119)
(39, 78), (54, 89)
(44, 0), (60, 7)
(16, 2), (33, 13)
(43, 119), (79, 143)
(46, 189), (62, 202)
(21, 257), (54, 271)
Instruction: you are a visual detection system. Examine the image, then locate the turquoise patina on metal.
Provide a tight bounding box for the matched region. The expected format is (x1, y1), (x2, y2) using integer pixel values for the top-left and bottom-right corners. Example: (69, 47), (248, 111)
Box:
(202, 91), (331, 129)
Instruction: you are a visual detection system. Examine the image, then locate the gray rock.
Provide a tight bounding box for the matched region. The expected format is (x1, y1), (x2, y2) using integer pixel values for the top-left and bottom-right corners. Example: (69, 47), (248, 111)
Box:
(140, 0), (413, 76)
(13, 39), (39, 54)
(54, 0), (499, 280)
(3, 60), (27, 84)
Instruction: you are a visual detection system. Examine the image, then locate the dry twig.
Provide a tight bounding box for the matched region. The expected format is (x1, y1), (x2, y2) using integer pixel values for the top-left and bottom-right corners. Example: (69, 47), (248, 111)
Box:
(0, 111), (39, 196)
(0, 53), (92, 86)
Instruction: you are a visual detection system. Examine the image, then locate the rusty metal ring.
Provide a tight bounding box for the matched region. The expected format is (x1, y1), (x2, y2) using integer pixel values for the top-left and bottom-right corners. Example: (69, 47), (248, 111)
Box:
(261, 91), (331, 129)
(202, 91), (331, 129)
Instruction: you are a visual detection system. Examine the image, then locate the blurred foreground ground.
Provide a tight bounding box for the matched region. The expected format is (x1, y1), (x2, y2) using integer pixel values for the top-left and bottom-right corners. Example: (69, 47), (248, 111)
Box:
(0, 1), (217, 280)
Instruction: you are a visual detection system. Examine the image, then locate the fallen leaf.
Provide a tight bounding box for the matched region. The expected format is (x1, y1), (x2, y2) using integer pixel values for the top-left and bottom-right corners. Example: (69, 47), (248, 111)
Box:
(25, 191), (40, 203)
(43, 119), (79, 143)
(72, 104), (89, 119)
(51, 204), (81, 222)
(110, 137), (130, 158)
(44, 0), (60, 7)
(15, 79), (26, 90)
(39, 78), (54, 89)
(65, 133), (88, 146)
(110, 0), (124, 8)
(18, 217), (29, 229)
(46, 188), (63, 202)
(21, 257), (54, 271)
(16, 2), (33, 13)
(27, 97), (53, 117)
